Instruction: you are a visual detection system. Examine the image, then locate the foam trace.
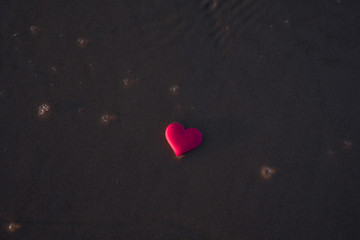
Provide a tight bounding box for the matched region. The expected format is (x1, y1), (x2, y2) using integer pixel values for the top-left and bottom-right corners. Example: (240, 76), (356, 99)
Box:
(200, 0), (271, 47)
(138, 0), (270, 50)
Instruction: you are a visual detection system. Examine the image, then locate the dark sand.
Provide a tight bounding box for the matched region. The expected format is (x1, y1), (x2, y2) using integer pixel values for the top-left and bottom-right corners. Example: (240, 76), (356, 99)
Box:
(1, 0), (360, 239)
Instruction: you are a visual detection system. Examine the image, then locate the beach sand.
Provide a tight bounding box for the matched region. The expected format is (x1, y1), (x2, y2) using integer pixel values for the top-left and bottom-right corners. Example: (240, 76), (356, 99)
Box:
(1, 0), (360, 239)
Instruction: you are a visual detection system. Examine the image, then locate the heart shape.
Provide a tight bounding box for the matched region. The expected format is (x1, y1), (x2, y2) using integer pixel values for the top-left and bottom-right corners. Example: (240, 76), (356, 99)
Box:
(165, 123), (202, 157)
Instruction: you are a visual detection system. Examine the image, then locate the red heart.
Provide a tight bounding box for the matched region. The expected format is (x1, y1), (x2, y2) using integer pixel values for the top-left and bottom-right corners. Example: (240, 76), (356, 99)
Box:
(165, 123), (202, 157)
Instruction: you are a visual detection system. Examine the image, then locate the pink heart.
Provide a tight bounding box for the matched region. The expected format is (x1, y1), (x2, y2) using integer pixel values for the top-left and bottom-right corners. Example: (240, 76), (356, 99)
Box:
(165, 123), (202, 157)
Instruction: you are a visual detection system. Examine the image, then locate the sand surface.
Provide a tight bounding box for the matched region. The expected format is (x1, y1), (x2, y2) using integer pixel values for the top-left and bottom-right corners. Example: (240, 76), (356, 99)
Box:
(1, 0), (360, 239)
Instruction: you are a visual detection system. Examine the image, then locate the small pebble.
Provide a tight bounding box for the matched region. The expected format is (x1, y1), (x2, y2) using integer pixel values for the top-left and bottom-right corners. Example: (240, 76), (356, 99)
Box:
(7, 223), (19, 232)
(77, 38), (89, 48)
(100, 113), (117, 125)
(37, 103), (51, 118)
(343, 140), (352, 150)
(0, 90), (6, 99)
(260, 166), (277, 179)
(169, 85), (179, 94)
(30, 25), (41, 34)
(283, 19), (291, 27)
(50, 66), (57, 73)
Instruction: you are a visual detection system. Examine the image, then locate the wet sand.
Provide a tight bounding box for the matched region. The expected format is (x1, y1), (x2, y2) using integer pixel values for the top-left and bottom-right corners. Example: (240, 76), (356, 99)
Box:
(1, 0), (360, 239)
